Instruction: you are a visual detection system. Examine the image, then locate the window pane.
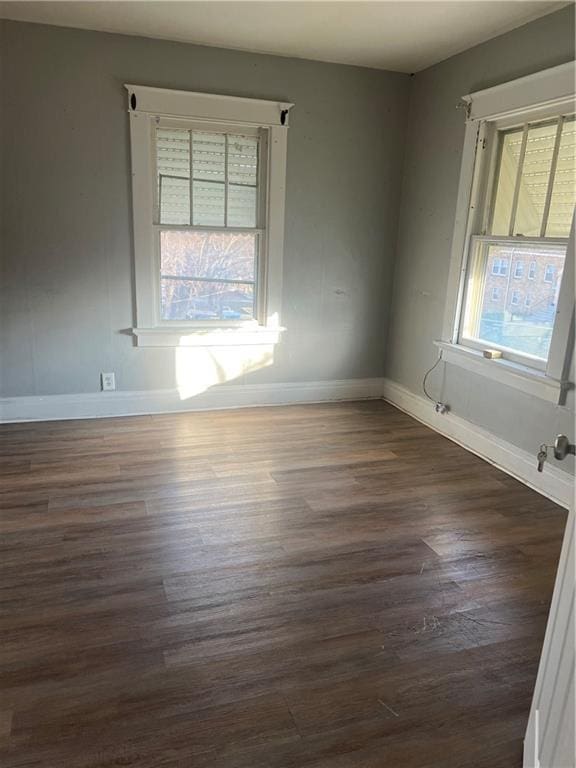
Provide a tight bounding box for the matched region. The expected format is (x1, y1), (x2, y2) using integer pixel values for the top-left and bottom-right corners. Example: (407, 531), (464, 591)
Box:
(516, 122), (558, 236)
(192, 181), (225, 226)
(491, 122), (559, 237)
(491, 131), (520, 235)
(227, 135), (259, 227)
(192, 133), (226, 226)
(228, 185), (257, 227)
(546, 117), (576, 237)
(161, 279), (254, 321)
(462, 242), (566, 360)
(227, 135), (258, 186)
(160, 230), (256, 321)
(192, 132), (225, 182)
(157, 128), (190, 225)
(160, 230), (256, 282)
(159, 176), (190, 225)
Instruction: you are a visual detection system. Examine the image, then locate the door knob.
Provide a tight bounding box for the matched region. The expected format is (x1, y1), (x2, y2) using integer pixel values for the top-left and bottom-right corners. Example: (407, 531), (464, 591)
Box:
(553, 435), (576, 461)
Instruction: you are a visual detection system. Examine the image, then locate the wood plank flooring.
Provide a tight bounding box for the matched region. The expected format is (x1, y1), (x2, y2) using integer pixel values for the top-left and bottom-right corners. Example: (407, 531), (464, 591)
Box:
(0, 401), (567, 767)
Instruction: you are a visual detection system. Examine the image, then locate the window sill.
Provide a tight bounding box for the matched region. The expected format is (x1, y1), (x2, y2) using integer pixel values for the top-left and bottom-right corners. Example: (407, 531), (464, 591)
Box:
(133, 325), (284, 348)
(434, 341), (570, 404)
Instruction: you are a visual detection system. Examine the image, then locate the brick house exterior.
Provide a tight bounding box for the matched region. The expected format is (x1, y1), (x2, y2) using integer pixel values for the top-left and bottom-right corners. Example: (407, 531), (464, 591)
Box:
(479, 246), (564, 357)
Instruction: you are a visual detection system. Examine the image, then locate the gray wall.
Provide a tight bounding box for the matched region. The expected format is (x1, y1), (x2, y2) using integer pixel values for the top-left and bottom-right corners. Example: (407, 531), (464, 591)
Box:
(385, 5), (575, 469)
(0, 19), (409, 396)
(1, 11), (574, 474)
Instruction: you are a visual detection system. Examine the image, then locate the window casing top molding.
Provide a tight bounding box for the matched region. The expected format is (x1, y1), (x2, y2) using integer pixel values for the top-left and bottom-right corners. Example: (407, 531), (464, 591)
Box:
(125, 84), (294, 127)
(462, 61), (575, 123)
(442, 62), (575, 404)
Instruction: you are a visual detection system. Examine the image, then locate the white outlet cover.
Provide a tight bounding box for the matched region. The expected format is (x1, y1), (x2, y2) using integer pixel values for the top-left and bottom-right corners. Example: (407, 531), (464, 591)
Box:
(101, 372), (116, 391)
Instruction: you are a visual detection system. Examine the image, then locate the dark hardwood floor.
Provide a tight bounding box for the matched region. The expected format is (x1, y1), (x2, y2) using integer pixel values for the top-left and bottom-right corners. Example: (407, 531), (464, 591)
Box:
(0, 401), (567, 767)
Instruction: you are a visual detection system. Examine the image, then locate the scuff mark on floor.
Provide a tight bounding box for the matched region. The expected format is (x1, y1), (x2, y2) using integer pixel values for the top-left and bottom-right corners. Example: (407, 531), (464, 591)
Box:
(378, 699), (399, 717)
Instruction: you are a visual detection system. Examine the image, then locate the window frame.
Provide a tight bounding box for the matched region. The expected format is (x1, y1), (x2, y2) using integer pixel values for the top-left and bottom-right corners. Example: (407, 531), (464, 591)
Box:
(440, 62), (575, 404)
(126, 84), (293, 347)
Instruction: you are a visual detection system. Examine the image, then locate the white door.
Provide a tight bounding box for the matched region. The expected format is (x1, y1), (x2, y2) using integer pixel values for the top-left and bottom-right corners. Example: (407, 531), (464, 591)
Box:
(524, 498), (575, 768)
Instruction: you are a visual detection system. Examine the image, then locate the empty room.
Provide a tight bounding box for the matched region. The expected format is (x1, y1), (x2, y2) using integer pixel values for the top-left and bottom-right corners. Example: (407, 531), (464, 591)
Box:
(0, 1), (575, 766)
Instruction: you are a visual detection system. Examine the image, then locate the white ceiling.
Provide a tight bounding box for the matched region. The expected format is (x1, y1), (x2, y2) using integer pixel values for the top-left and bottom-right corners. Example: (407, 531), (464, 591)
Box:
(0, 1), (568, 73)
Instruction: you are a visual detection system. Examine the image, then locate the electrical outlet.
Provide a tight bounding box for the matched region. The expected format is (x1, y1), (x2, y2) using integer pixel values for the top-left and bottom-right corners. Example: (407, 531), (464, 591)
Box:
(101, 372), (116, 392)
(435, 402), (449, 415)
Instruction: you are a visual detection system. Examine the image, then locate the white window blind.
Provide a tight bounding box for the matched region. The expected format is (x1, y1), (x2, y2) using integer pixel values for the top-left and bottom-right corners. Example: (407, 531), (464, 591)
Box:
(491, 116), (575, 238)
(156, 127), (259, 228)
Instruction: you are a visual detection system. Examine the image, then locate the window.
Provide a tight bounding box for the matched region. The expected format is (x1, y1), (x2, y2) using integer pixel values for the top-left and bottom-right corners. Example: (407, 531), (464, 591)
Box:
(442, 62), (575, 403)
(492, 257), (508, 276)
(156, 128), (260, 322)
(460, 115), (574, 365)
(491, 287), (501, 301)
(126, 85), (293, 346)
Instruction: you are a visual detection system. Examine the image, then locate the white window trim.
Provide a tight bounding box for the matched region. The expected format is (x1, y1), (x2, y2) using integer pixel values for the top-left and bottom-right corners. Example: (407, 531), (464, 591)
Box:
(125, 84), (294, 347)
(442, 62), (575, 405)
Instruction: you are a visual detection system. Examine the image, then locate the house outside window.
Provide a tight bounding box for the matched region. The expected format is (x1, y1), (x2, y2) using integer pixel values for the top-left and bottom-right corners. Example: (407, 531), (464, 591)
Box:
(511, 290), (520, 306)
(514, 261), (524, 278)
(528, 261), (536, 279)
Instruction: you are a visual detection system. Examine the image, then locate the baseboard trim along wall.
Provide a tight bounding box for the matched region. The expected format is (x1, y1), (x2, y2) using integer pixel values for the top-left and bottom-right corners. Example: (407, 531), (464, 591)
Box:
(381, 378), (573, 510)
(0, 378), (385, 424)
(1, 376), (572, 509)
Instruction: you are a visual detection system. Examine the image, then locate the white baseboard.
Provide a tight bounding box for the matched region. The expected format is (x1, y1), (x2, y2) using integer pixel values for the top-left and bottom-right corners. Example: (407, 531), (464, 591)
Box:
(0, 378), (385, 424)
(382, 378), (573, 510)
